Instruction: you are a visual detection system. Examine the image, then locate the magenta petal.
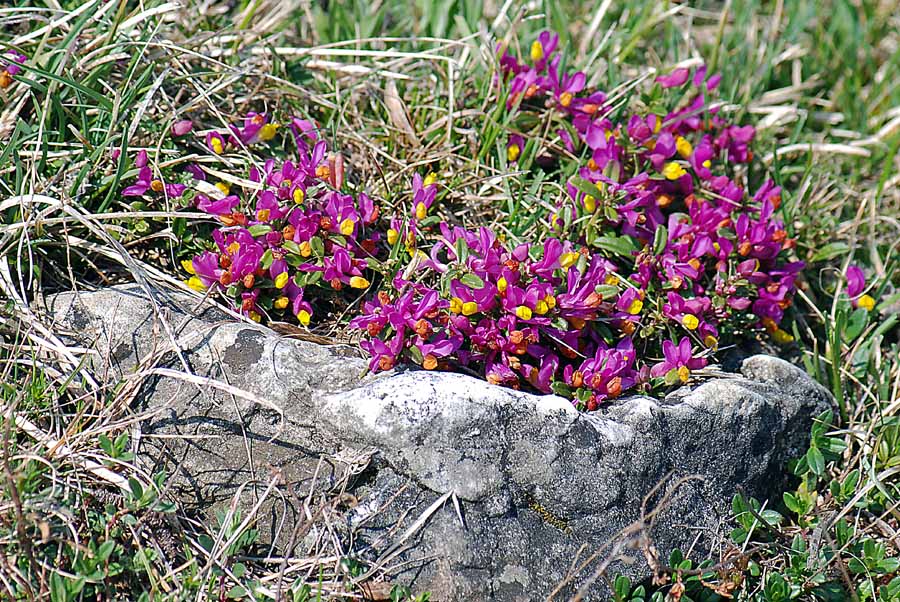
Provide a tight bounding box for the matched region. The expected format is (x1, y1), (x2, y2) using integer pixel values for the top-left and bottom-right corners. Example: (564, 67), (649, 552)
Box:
(172, 120), (193, 136)
(122, 184), (148, 196)
(135, 150), (148, 168)
(846, 265), (865, 297)
(656, 67), (690, 88)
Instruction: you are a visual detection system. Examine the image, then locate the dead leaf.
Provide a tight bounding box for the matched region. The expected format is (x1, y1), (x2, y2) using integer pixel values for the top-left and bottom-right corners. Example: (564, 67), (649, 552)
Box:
(384, 79), (420, 148)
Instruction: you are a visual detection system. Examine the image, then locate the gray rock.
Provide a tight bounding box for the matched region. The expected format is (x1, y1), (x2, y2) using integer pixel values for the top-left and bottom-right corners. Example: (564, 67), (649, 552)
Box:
(45, 284), (832, 600)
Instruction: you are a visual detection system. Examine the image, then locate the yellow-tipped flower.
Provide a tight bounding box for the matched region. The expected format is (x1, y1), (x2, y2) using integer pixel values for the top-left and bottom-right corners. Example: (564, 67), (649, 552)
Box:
(274, 272), (290, 289)
(681, 314), (699, 330)
(181, 259), (196, 275)
(259, 123), (278, 141)
(535, 300), (549, 315)
(274, 296), (290, 310)
(297, 310), (311, 326)
(507, 144), (520, 162)
(560, 252), (579, 269)
(415, 202), (427, 220)
(627, 299), (644, 315)
(423, 172), (438, 187)
(293, 187), (305, 204)
(530, 40), (544, 62)
(248, 311), (262, 323)
(677, 365), (691, 383)
(516, 305), (533, 320)
(299, 241), (312, 257)
(340, 218), (355, 236)
(583, 194), (596, 213)
(462, 301), (478, 316)
(449, 297), (463, 314)
(349, 276), (370, 289)
(675, 136), (693, 159)
(215, 182), (231, 195)
(186, 276), (206, 292)
(663, 162), (687, 180)
(497, 276), (508, 293)
(858, 294), (876, 312)
(387, 228), (399, 246)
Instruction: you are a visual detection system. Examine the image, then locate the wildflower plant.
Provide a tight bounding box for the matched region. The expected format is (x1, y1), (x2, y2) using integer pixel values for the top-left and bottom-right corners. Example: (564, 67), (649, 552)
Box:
(350, 32), (808, 409)
(129, 31), (818, 411)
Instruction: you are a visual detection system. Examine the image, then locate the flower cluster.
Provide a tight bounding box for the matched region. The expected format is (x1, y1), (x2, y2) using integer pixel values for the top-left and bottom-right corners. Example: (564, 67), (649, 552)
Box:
(149, 115), (382, 326)
(351, 32), (807, 407)
(126, 30), (812, 410)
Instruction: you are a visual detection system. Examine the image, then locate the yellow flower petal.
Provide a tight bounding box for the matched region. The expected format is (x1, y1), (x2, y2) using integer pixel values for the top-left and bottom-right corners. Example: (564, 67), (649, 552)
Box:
(186, 276), (206, 292)
(259, 123), (278, 141)
(560, 252), (579, 269)
(583, 194), (596, 213)
(681, 314), (699, 330)
(675, 136), (693, 159)
(858, 294), (876, 312)
(349, 276), (370, 289)
(663, 162), (687, 180)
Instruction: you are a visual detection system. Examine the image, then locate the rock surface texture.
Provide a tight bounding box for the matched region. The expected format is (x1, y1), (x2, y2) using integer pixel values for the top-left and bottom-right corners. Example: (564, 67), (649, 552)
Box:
(47, 284), (832, 601)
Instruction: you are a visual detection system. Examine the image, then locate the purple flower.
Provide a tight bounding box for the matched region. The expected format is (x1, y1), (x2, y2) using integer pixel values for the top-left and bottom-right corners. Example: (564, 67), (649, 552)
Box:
(650, 337), (707, 383)
(846, 265), (876, 311)
(196, 194), (239, 215)
(0, 50), (26, 87)
(122, 151), (186, 198)
(656, 67), (690, 88)
(172, 120), (193, 137)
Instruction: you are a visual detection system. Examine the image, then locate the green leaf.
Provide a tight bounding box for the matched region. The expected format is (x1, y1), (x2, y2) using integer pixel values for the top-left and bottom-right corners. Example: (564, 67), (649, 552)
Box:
(806, 446), (826, 475)
(783, 492), (802, 514)
(653, 225), (668, 255)
(844, 306), (869, 340)
(459, 273), (485, 289)
(310, 236), (325, 257)
(260, 249), (274, 270)
(809, 242), (850, 262)
(128, 477), (143, 501)
(594, 284), (619, 300)
(594, 235), (638, 257)
(247, 224), (271, 237)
